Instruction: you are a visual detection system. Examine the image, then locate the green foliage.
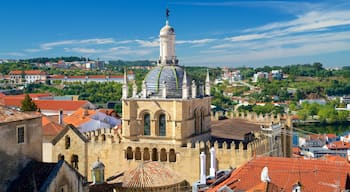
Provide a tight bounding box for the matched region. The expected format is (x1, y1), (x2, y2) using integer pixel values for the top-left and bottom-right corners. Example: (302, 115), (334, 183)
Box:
(21, 94), (38, 111)
(237, 103), (284, 115)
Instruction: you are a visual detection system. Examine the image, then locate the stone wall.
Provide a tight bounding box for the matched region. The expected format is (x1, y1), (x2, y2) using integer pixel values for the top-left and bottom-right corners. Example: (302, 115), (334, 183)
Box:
(53, 127), (271, 184)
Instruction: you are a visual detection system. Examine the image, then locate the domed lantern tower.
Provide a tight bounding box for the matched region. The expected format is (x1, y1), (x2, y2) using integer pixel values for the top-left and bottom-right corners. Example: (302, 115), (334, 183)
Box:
(121, 9), (211, 145)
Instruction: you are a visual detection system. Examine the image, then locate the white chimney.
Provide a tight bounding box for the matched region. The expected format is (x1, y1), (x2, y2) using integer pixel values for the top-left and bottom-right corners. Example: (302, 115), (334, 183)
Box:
(58, 110), (63, 125)
(260, 166), (271, 183)
(200, 151), (206, 184)
(210, 147), (216, 177)
(192, 80), (197, 99)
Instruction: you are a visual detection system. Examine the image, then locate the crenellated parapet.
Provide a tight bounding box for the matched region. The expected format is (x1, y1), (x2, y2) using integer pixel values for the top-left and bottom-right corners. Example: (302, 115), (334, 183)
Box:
(231, 111), (288, 125)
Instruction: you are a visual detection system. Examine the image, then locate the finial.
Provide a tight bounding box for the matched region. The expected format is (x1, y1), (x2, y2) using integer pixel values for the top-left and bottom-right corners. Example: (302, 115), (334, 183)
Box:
(166, 8), (170, 25)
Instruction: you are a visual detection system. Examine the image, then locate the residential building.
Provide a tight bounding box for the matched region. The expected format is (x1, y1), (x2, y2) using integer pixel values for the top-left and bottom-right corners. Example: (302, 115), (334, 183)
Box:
(207, 156), (350, 192)
(0, 105), (42, 189)
(9, 70), (47, 84)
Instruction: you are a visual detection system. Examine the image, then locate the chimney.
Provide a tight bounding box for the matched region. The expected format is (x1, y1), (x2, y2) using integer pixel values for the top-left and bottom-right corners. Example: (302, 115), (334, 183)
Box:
(210, 147), (216, 177)
(58, 110), (63, 125)
(84, 109), (89, 116)
(200, 151), (206, 184)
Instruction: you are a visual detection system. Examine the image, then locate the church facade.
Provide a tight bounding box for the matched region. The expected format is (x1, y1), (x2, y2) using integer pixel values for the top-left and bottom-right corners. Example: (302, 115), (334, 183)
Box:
(50, 14), (271, 184)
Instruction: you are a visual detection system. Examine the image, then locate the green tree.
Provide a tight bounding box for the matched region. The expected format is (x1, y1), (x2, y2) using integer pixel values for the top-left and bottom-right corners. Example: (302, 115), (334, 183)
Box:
(21, 94), (38, 111)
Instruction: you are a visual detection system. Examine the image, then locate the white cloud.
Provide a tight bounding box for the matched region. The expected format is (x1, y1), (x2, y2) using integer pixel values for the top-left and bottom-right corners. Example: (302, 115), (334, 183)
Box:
(134, 39), (159, 47)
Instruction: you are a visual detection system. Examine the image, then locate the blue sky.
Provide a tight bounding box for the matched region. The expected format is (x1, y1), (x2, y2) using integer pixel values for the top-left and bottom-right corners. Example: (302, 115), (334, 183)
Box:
(1, 0), (350, 68)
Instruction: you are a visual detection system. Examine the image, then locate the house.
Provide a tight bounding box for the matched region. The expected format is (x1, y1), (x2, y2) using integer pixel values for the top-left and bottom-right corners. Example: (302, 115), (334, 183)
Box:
(0, 94), (95, 115)
(9, 70), (47, 84)
(63, 108), (121, 133)
(0, 105), (42, 190)
(48, 73), (135, 84)
(7, 160), (88, 192)
(42, 115), (65, 162)
(207, 156), (350, 192)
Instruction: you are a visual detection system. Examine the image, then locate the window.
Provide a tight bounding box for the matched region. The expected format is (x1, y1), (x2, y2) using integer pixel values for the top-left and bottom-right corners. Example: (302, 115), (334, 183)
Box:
(160, 148), (167, 162)
(144, 113), (150, 136)
(17, 126), (25, 144)
(71, 154), (79, 169)
(159, 114), (166, 136)
(65, 135), (70, 149)
(200, 111), (204, 133)
(169, 149), (176, 162)
(135, 147), (141, 160)
(143, 148), (150, 161)
(152, 148), (158, 161)
(126, 147), (133, 160)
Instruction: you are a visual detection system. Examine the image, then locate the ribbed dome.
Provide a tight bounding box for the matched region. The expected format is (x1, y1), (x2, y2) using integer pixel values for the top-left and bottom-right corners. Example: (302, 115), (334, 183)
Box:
(121, 161), (184, 188)
(144, 65), (190, 98)
(160, 24), (175, 36)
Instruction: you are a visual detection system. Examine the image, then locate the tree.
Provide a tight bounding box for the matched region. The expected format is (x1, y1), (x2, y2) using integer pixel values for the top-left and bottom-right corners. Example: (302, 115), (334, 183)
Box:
(21, 94), (38, 111)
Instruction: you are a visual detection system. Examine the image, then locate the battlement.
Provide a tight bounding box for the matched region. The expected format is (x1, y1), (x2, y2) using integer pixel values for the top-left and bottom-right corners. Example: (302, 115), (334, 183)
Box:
(84, 127), (118, 143)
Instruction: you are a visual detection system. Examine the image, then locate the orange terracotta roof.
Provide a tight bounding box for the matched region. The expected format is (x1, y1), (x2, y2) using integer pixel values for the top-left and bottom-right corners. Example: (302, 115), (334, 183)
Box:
(42, 116), (64, 136)
(292, 147), (300, 154)
(325, 133), (337, 139)
(327, 141), (350, 150)
(68, 76), (86, 79)
(320, 154), (346, 162)
(63, 108), (96, 127)
(1, 97), (89, 111)
(9, 70), (46, 75)
(208, 157), (350, 192)
(109, 75), (123, 78)
(0, 105), (41, 123)
(49, 75), (65, 79)
(88, 75), (106, 78)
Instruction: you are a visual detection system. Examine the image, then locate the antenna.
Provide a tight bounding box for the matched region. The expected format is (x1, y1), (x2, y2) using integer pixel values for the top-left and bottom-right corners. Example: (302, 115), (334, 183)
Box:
(260, 166), (271, 183)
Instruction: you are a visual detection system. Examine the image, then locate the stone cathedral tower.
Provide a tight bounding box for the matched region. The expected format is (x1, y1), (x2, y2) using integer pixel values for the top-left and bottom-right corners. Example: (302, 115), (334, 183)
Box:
(122, 11), (211, 145)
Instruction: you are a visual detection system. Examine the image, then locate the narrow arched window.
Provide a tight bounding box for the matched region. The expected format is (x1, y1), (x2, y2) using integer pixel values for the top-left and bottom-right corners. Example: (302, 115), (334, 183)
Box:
(144, 113), (150, 136)
(160, 148), (167, 162)
(65, 135), (70, 149)
(200, 111), (204, 133)
(159, 114), (166, 136)
(71, 154), (79, 169)
(135, 147), (141, 160)
(143, 148), (150, 161)
(169, 149), (176, 162)
(152, 148), (158, 161)
(126, 147), (133, 160)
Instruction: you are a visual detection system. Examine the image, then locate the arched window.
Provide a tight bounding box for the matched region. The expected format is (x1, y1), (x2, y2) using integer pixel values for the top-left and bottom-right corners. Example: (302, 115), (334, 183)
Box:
(159, 114), (166, 136)
(194, 111), (200, 135)
(200, 111), (204, 133)
(143, 148), (150, 161)
(135, 147), (141, 160)
(126, 147), (133, 160)
(101, 134), (106, 141)
(152, 148), (158, 161)
(160, 148), (167, 162)
(169, 149), (176, 162)
(144, 113), (150, 136)
(71, 154), (79, 169)
(65, 135), (70, 149)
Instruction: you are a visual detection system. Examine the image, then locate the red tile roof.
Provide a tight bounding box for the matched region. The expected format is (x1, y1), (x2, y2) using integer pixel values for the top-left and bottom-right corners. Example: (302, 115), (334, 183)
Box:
(327, 141), (350, 150)
(208, 157), (350, 192)
(42, 116), (64, 136)
(63, 108), (96, 127)
(9, 70), (46, 75)
(0, 97), (89, 111)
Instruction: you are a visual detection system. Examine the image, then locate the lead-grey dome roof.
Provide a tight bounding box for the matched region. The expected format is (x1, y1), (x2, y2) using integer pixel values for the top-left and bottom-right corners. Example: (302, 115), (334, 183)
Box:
(144, 65), (190, 98)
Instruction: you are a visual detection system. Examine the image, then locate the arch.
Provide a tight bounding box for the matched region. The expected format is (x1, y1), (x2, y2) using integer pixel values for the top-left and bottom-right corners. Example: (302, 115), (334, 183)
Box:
(143, 148), (150, 161)
(159, 113), (166, 136)
(135, 147), (141, 160)
(65, 135), (70, 149)
(152, 148), (158, 161)
(194, 109), (200, 135)
(126, 146), (133, 160)
(200, 110), (204, 133)
(160, 148), (167, 162)
(101, 134), (106, 141)
(143, 113), (151, 136)
(70, 154), (79, 169)
(169, 149), (176, 162)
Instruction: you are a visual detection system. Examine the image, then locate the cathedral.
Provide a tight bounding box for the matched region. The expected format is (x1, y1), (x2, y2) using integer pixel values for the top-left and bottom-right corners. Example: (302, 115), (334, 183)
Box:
(50, 11), (272, 185)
